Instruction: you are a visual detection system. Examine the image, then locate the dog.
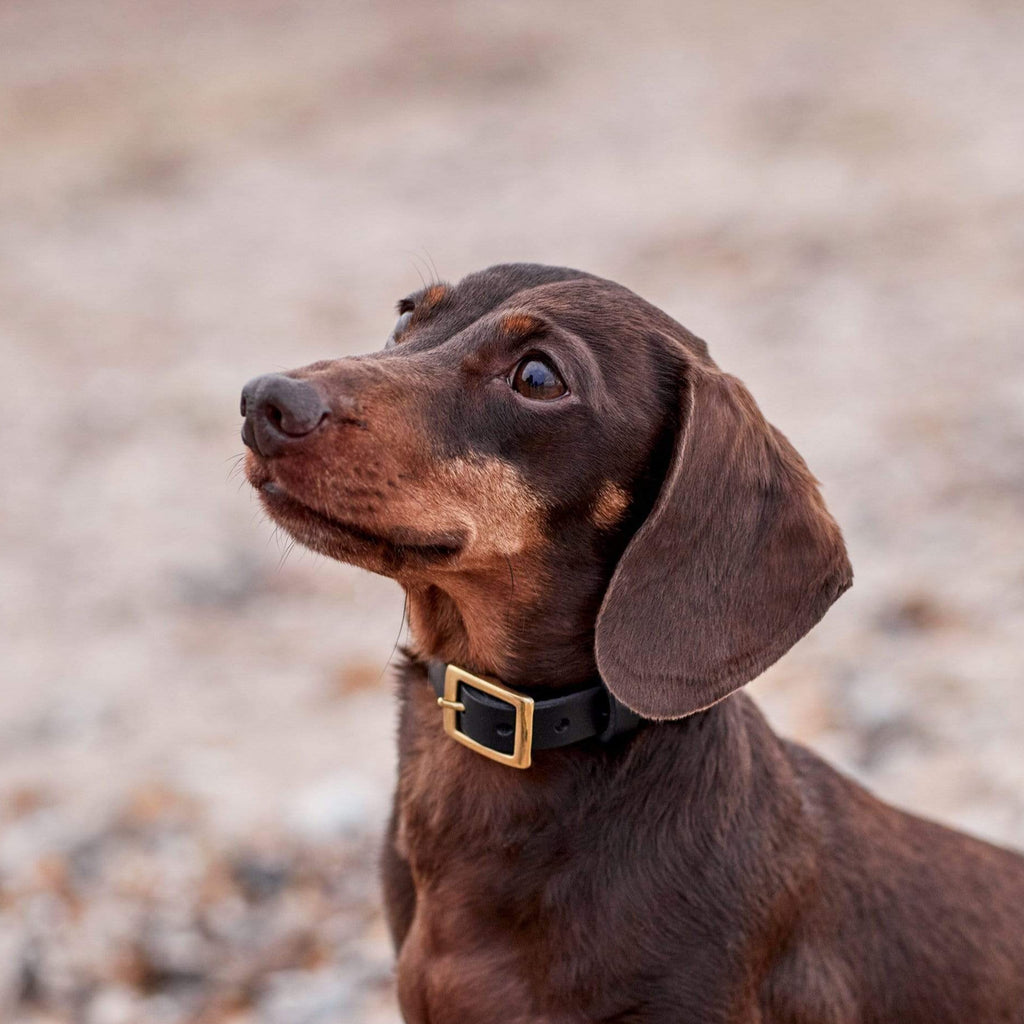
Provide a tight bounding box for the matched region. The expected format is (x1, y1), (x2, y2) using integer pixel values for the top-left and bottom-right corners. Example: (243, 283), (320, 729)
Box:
(241, 263), (1024, 1023)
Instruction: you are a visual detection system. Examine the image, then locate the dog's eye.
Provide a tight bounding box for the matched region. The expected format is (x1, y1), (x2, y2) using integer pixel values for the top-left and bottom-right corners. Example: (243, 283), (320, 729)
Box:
(386, 309), (414, 348)
(510, 356), (567, 400)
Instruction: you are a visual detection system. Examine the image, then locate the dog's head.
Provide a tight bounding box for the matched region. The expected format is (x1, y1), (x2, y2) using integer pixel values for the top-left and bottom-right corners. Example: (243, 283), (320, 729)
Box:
(242, 263), (851, 718)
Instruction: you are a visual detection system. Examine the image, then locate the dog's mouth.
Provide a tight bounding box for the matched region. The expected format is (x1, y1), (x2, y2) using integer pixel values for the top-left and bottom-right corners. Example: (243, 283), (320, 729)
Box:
(256, 479), (465, 567)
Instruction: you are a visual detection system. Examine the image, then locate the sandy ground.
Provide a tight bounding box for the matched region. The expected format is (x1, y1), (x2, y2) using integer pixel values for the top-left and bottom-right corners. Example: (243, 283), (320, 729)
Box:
(2, 1), (1023, 1020)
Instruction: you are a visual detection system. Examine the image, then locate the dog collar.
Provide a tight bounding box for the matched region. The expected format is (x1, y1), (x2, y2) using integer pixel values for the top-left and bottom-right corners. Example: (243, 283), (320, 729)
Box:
(428, 660), (641, 769)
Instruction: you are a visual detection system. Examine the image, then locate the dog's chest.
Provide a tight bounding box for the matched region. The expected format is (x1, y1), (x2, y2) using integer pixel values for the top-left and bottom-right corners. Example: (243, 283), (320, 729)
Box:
(393, 691), (591, 1022)
(394, 880), (554, 1024)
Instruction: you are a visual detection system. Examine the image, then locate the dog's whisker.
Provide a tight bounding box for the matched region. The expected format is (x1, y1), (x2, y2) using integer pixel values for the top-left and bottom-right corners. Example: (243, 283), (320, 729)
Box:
(379, 593), (409, 685)
(275, 539), (297, 573)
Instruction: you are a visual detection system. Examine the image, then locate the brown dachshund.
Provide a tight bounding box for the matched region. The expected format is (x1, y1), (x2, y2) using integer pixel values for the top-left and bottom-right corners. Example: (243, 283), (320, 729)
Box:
(242, 264), (1024, 1024)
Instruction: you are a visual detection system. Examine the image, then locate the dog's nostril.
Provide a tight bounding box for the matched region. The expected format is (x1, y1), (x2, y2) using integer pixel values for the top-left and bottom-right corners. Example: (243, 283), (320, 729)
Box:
(265, 402), (285, 430)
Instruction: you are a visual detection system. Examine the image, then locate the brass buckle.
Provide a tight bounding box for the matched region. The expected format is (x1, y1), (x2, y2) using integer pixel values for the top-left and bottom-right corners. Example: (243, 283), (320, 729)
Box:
(437, 664), (535, 769)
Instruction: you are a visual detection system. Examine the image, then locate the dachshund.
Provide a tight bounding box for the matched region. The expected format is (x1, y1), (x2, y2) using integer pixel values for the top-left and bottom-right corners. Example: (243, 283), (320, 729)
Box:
(242, 263), (1024, 1024)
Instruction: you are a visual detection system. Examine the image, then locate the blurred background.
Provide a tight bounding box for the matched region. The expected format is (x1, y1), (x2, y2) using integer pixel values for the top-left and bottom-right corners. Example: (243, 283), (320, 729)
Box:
(2, 0), (1023, 1021)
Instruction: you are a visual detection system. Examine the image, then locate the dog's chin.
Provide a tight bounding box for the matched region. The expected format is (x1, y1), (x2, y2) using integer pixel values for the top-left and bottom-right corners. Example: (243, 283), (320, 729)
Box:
(254, 479), (464, 575)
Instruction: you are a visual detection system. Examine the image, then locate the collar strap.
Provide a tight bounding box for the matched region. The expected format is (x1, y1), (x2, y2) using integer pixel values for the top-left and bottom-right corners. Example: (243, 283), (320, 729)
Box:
(427, 660), (640, 769)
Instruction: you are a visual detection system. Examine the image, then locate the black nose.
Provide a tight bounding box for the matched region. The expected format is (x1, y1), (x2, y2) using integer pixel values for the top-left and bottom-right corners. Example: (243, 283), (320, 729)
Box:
(240, 374), (329, 457)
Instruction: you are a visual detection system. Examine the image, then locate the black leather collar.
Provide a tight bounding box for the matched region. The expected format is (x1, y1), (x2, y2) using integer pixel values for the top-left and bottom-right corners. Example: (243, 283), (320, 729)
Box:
(427, 659), (640, 766)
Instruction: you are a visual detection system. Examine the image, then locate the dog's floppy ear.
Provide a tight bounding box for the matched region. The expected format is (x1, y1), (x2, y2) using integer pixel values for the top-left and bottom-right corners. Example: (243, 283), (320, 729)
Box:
(595, 356), (852, 719)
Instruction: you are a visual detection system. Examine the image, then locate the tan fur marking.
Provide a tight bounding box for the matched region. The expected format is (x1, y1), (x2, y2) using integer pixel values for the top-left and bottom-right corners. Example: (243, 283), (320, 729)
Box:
(436, 456), (544, 558)
(498, 311), (543, 339)
(592, 482), (630, 528)
(381, 454), (544, 563)
(422, 284), (448, 309)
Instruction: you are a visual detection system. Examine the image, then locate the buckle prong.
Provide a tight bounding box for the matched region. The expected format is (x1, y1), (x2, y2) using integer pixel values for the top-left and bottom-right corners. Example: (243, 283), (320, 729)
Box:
(439, 664), (535, 769)
(436, 696), (465, 712)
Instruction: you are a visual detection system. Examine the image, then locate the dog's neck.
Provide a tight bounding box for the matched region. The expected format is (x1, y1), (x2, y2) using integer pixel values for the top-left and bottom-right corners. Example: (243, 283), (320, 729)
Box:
(403, 563), (607, 692)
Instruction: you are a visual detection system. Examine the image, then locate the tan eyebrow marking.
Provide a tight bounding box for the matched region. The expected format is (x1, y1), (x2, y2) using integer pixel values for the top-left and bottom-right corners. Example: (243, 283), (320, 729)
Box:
(422, 284), (449, 310)
(498, 312), (545, 339)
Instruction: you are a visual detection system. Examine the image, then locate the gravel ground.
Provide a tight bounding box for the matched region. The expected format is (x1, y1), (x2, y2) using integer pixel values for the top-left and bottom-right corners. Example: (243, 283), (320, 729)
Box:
(2, 1), (1023, 1021)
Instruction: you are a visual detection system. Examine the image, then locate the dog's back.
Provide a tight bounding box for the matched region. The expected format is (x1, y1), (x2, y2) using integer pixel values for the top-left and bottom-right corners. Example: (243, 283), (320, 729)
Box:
(770, 739), (1024, 1023)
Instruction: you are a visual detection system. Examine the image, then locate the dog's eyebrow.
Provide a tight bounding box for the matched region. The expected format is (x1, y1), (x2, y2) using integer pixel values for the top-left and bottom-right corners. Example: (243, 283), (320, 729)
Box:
(396, 284), (451, 316)
(497, 312), (546, 341)
(421, 284), (449, 309)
